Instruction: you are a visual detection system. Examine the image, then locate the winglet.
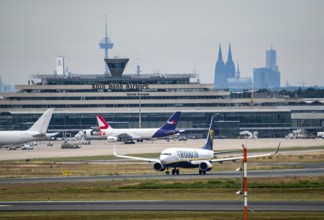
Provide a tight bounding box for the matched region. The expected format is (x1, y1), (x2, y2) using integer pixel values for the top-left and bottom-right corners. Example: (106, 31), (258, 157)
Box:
(273, 142), (281, 155)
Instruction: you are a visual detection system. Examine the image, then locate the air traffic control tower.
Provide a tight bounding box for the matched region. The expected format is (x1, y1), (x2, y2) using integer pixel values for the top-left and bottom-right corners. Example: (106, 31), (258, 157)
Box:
(105, 58), (129, 77)
(99, 16), (114, 74)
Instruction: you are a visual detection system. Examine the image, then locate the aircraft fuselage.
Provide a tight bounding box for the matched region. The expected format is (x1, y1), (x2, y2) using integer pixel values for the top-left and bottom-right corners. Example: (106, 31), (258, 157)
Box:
(0, 131), (46, 145)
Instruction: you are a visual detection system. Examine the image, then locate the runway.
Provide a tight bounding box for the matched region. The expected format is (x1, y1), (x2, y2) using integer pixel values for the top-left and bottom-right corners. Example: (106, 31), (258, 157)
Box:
(1, 168), (323, 184)
(0, 200), (323, 211)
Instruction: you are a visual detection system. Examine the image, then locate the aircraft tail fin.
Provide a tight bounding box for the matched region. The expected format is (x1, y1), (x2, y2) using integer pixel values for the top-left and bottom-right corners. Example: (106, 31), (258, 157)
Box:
(159, 112), (181, 130)
(202, 116), (214, 150)
(97, 115), (112, 130)
(28, 109), (54, 134)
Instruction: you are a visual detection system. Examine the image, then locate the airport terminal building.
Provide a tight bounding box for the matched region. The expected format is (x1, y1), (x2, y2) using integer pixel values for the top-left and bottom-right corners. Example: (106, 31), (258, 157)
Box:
(0, 58), (323, 138)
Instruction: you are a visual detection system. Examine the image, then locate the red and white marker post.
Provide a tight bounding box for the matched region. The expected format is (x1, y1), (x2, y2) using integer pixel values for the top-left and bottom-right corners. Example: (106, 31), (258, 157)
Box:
(242, 144), (248, 220)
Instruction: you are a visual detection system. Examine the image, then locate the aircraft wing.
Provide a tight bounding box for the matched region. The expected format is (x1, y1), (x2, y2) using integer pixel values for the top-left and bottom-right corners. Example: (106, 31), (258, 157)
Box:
(32, 133), (47, 138)
(46, 132), (59, 137)
(210, 142), (280, 163)
(33, 132), (59, 139)
(214, 150), (239, 155)
(113, 144), (160, 163)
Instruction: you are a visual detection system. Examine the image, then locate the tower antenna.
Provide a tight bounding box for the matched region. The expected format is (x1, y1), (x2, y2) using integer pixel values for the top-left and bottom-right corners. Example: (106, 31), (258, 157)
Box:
(99, 15), (114, 74)
(136, 53), (141, 76)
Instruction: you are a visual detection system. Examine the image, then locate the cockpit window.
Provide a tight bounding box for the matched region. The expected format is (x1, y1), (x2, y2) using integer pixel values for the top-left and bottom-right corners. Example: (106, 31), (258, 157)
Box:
(160, 153), (172, 156)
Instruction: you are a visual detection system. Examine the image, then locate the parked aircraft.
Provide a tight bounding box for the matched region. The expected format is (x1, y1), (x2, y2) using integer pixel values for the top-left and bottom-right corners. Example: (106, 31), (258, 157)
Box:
(79, 112), (183, 142)
(317, 132), (324, 138)
(0, 109), (55, 146)
(239, 130), (258, 139)
(74, 112), (183, 142)
(114, 116), (280, 175)
(286, 129), (315, 139)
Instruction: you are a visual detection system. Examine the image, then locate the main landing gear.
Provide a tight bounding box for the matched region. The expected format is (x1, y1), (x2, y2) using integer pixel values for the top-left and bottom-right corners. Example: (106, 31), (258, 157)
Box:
(199, 170), (207, 175)
(165, 168), (180, 175)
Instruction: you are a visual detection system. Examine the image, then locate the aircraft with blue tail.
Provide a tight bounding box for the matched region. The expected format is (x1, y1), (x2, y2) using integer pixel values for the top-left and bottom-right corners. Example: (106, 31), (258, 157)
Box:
(97, 112), (184, 142)
(114, 116), (280, 175)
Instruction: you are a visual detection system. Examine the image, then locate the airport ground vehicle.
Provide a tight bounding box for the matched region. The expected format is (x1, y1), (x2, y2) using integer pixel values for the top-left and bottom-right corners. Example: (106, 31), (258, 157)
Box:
(178, 136), (187, 141)
(8, 146), (17, 150)
(79, 139), (91, 145)
(61, 141), (80, 149)
(21, 144), (33, 150)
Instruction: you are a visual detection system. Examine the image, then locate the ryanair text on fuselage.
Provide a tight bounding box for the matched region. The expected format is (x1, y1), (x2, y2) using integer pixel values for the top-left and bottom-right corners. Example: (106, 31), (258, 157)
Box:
(177, 151), (199, 159)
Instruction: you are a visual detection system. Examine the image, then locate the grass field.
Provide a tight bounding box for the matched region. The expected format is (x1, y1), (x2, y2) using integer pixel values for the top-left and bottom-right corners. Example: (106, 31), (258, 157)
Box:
(0, 177), (323, 201)
(0, 211), (323, 220)
(0, 151), (323, 178)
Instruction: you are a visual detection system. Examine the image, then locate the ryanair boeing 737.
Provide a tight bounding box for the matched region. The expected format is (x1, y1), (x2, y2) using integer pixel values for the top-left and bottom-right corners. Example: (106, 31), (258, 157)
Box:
(114, 116), (280, 175)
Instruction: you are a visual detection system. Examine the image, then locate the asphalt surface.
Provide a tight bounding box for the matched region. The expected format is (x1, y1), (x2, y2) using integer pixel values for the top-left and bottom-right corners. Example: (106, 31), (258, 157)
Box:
(0, 201), (323, 211)
(1, 168), (323, 184)
(1, 138), (323, 161)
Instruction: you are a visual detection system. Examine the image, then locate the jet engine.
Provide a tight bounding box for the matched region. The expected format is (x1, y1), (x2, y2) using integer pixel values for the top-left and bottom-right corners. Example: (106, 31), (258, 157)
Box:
(90, 130), (101, 136)
(199, 161), (213, 171)
(153, 162), (165, 171)
(107, 136), (121, 142)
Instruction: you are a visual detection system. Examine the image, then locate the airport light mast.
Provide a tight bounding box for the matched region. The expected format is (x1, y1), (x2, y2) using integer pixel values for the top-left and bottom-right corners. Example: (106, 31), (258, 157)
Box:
(99, 15), (114, 74)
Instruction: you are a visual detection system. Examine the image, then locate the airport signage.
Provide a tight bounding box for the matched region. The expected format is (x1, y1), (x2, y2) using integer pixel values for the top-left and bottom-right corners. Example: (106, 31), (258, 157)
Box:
(127, 92), (150, 96)
(63, 170), (71, 176)
(92, 83), (149, 90)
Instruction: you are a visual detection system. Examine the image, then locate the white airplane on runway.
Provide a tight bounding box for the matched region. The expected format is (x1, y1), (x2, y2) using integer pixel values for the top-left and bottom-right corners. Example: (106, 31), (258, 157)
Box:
(0, 109), (56, 146)
(79, 112), (183, 143)
(114, 116), (280, 175)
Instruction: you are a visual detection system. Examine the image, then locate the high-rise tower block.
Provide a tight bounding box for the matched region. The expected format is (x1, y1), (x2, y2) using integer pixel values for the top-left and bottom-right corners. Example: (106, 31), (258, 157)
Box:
(99, 16), (114, 74)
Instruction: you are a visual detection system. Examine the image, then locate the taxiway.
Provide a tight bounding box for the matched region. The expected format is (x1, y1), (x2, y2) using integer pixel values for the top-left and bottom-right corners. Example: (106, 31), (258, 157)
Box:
(0, 201), (323, 211)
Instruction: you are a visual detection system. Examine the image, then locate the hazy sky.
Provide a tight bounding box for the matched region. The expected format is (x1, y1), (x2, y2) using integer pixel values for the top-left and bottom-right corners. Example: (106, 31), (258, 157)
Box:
(0, 0), (323, 87)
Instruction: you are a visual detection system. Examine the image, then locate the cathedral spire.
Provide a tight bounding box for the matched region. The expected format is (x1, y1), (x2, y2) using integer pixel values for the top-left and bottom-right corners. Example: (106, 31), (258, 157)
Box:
(217, 44), (224, 63)
(214, 44), (227, 89)
(225, 43), (235, 78)
(227, 43), (233, 63)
